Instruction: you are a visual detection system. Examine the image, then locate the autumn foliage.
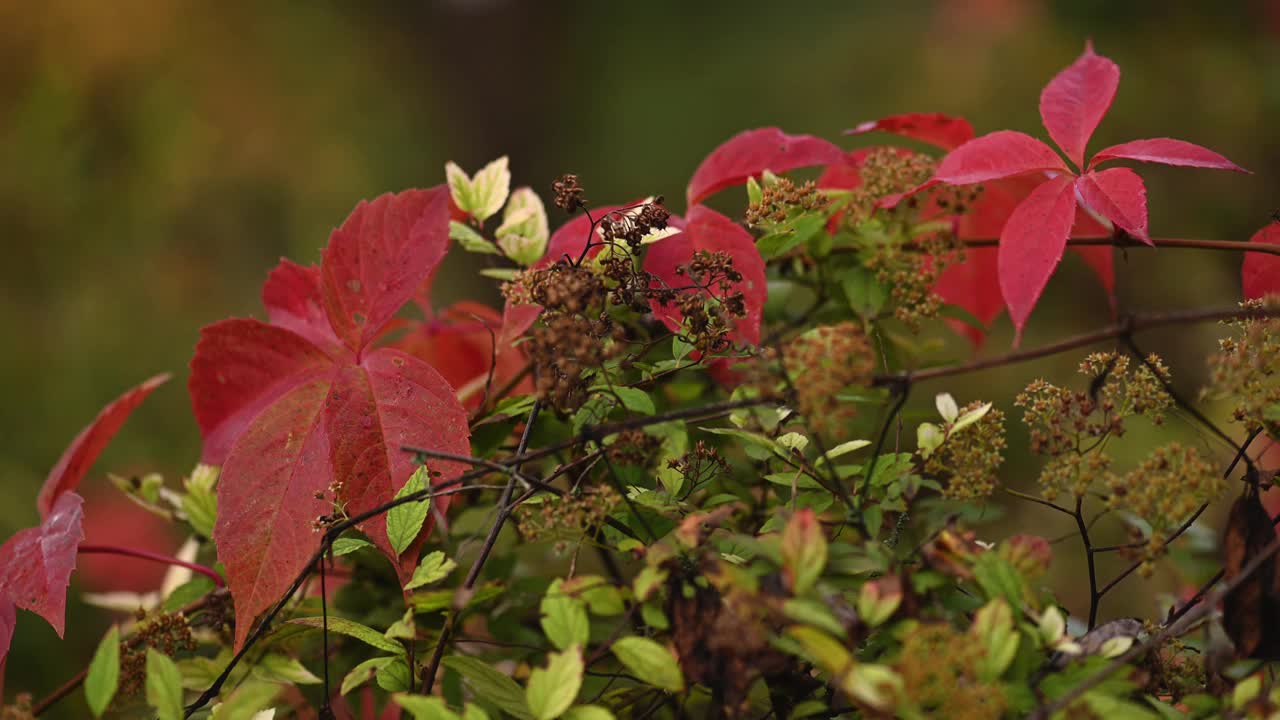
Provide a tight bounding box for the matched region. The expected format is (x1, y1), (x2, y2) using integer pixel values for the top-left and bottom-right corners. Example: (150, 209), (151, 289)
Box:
(3, 43), (1280, 720)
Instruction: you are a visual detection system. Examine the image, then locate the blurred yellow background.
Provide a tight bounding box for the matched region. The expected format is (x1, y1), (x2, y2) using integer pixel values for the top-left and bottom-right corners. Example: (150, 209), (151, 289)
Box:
(2, 0), (1278, 710)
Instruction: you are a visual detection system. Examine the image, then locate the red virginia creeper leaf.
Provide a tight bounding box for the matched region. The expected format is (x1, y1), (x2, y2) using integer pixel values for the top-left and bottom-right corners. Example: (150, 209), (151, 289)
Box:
(0, 492), (84, 638)
(934, 130), (1067, 186)
(1076, 167), (1150, 244)
(1089, 137), (1249, 173)
(0, 596), (13, 687)
(394, 302), (531, 410)
(845, 112), (975, 150)
(1244, 223), (1280, 300)
(934, 247), (1001, 347)
(263, 260), (344, 354)
(644, 206), (766, 345)
(36, 374), (170, 517)
(321, 188), (451, 354)
(686, 128), (842, 207)
(190, 319), (334, 465)
(998, 176), (1078, 341)
(1038, 42), (1119, 169)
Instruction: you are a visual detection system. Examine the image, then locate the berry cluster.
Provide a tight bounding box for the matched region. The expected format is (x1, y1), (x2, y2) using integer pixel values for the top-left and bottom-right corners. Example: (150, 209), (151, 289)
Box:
(119, 610), (197, 698)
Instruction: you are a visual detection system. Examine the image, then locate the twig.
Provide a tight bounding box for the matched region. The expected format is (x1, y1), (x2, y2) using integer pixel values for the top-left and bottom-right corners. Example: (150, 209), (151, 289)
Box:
(78, 544), (224, 588)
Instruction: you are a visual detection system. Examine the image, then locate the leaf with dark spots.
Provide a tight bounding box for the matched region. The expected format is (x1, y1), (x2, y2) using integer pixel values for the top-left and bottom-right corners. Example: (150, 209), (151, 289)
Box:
(36, 374), (169, 517)
(190, 319), (334, 466)
(686, 128), (842, 207)
(190, 188), (471, 650)
(321, 188), (451, 354)
(1223, 492), (1280, 659)
(644, 206), (766, 346)
(0, 492), (84, 639)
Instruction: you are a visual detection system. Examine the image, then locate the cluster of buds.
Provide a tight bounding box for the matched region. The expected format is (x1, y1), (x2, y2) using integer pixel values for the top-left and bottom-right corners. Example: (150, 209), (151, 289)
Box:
(894, 622), (1008, 720)
(1016, 352), (1172, 457)
(514, 485), (621, 549)
(919, 395), (1007, 501)
(782, 322), (875, 438)
(863, 232), (956, 330)
(744, 177), (827, 227)
(1207, 299), (1280, 437)
(1106, 443), (1222, 575)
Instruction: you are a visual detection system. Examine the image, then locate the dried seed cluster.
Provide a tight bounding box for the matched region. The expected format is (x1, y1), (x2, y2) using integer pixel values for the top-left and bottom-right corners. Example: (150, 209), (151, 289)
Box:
(782, 322), (875, 438)
(607, 429), (662, 467)
(1207, 301), (1280, 437)
(120, 609), (197, 697)
(1105, 443), (1222, 574)
(923, 402), (1007, 501)
(895, 623), (1008, 720)
(657, 250), (749, 355)
(744, 178), (827, 226)
(552, 173), (585, 213)
(598, 200), (671, 250)
(665, 441), (729, 496)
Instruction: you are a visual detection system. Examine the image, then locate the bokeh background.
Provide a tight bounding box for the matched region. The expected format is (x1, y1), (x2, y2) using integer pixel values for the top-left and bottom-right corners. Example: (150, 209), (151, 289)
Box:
(3, 0), (1280, 710)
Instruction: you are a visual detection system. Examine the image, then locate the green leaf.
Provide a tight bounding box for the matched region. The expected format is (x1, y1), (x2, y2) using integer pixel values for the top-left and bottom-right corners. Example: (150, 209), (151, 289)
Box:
(633, 567), (668, 601)
(562, 707), (615, 720)
(814, 439), (871, 466)
(541, 581), (590, 650)
(182, 464), (219, 538)
(251, 653), (322, 685)
(609, 387), (656, 415)
(970, 599), (1019, 681)
(784, 626), (852, 676)
(781, 509), (827, 595)
(396, 695), (463, 720)
(479, 268), (520, 281)
(450, 221), (501, 255)
(162, 575), (216, 612)
(610, 637), (684, 693)
(287, 616), (405, 656)
(526, 646), (584, 720)
(332, 537), (375, 557)
(210, 681), (279, 719)
(971, 554), (1027, 609)
(406, 551), (457, 590)
(342, 657), (396, 696)
(782, 599), (845, 637)
(746, 176), (763, 206)
(841, 265), (888, 319)
(388, 466), (433, 557)
(145, 648), (185, 720)
(462, 704), (492, 720)
(442, 656), (533, 720)
(85, 625), (120, 718)
(951, 402), (992, 433)
(377, 657), (412, 692)
(447, 157), (510, 222)
(917, 422), (944, 458)
(562, 576), (625, 616)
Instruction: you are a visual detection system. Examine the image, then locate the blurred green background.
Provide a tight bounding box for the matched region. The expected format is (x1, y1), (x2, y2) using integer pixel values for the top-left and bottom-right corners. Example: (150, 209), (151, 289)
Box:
(3, 0), (1280, 711)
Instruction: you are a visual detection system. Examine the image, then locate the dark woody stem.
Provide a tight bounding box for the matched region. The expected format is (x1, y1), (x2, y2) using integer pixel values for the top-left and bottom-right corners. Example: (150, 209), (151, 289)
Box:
(78, 544), (224, 588)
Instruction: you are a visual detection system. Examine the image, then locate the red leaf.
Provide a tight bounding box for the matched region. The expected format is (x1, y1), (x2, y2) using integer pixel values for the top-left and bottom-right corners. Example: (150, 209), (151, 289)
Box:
(543, 204), (625, 266)
(998, 176), (1078, 341)
(191, 189), (471, 649)
(644, 206), (767, 345)
(190, 319), (334, 465)
(263, 260), (343, 354)
(393, 301), (531, 410)
(0, 596), (13, 681)
(36, 374), (170, 518)
(933, 247), (1002, 346)
(1244, 223), (1280, 300)
(686, 128), (842, 206)
(0, 492), (85, 638)
(321, 188), (451, 354)
(1038, 43), (1119, 169)
(1090, 137), (1249, 173)
(1076, 167), (1150, 244)
(934, 131), (1067, 186)
(845, 112), (975, 150)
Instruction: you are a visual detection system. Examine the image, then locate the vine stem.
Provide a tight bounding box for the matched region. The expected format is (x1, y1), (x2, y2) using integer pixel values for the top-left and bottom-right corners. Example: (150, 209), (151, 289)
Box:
(823, 235), (1280, 257)
(1072, 497), (1100, 630)
(78, 544), (224, 588)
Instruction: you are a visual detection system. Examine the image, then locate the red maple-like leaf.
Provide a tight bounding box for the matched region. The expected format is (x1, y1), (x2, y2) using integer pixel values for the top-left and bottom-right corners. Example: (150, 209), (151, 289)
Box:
(1244, 222), (1280, 300)
(189, 188), (471, 650)
(644, 206), (767, 346)
(929, 43), (1247, 339)
(0, 492), (85, 640)
(392, 301), (531, 411)
(833, 114), (1113, 346)
(35, 374), (170, 517)
(686, 128), (842, 207)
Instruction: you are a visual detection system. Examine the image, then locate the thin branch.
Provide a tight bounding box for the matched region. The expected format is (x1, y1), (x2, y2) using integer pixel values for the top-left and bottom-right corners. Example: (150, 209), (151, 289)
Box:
(1072, 497), (1100, 630)
(78, 544), (224, 588)
(874, 305), (1279, 388)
